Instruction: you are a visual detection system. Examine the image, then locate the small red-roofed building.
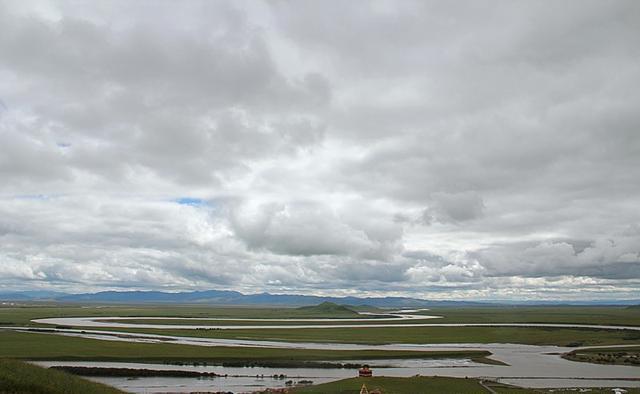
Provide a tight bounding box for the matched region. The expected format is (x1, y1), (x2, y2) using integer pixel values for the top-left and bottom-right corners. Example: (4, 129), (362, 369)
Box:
(358, 365), (373, 377)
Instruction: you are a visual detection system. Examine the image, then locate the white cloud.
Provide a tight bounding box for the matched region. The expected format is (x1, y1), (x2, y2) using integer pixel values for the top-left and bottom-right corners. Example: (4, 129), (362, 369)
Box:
(0, 0), (639, 299)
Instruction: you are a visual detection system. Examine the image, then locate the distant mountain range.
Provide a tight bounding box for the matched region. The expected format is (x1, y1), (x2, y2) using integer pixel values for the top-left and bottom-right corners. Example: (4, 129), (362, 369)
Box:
(0, 291), (68, 301)
(1, 289), (639, 307)
(0, 289), (489, 307)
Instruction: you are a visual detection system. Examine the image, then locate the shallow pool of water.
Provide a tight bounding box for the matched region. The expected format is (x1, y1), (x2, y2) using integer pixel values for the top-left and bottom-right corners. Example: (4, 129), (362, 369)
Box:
(34, 355), (640, 393)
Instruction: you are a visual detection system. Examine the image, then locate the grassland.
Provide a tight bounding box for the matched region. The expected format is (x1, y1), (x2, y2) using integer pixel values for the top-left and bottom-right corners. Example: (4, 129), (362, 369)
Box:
(289, 376), (532, 394)
(289, 377), (640, 394)
(563, 345), (640, 366)
(0, 304), (377, 326)
(297, 301), (362, 315)
(537, 390), (640, 394)
(112, 325), (640, 347)
(2, 304), (640, 359)
(0, 330), (491, 364)
(2, 304), (639, 327)
(42, 305), (640, 327)
(0, 358), (125, 394)
(290, 376), (492, 394)
(3, 304), (640, 393)
(425, 306), (640, 326)
(3, 304), (639, 347)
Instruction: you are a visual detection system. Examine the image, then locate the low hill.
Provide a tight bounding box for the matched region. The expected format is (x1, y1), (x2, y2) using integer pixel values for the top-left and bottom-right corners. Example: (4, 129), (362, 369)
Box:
(296, 302), (359, 316)
(0, 359), (125, 394)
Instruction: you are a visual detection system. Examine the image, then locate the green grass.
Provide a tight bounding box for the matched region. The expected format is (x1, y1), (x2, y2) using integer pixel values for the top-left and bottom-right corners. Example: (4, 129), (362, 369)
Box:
(0, 359), (125, 394)
(117, 325), (640, 347)
(0, 330), (489, 364)
(2, 305), (639, 327)
(3, 305), (639, 392)
(289, 376), (528, 394)
(487, 380), (539, 393)
(296, 302), (360, 316)
(289, 376), (640, 394)
(540, 390), (640, 394)
(567, 345), (640, 353)
(3, 304), (640, 350)
(95, 317), (411, 326)
(0, 304), (380, 327)
(289, 376), (487, 394)
(424, 306), (640, 326)
(563, 345), (640, 366)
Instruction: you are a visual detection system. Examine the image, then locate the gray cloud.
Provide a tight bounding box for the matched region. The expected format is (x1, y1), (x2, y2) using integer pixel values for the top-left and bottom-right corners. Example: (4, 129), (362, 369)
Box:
(422, 192), (485, 224)
(229, 200), (402, 260)
(0, 0), (639, 300)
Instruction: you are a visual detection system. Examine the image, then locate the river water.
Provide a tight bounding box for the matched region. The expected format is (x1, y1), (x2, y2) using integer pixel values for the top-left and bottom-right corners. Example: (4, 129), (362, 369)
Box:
(29, 315), (640, 331)
(31, 341), (640, 392)
(12, 312), (640, 392)
(35, 359), (480, 393)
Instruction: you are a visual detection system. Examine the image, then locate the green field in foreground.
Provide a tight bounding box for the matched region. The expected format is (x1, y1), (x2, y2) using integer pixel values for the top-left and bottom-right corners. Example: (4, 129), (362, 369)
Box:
(0, 359), (125, 394)
(0, 331), (491, 364)
(290, 376), (492, 393)
(290, 377), (640, 394)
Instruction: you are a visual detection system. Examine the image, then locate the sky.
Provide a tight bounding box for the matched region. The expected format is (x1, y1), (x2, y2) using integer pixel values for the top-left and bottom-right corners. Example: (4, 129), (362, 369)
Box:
(0, 0), (639, 300)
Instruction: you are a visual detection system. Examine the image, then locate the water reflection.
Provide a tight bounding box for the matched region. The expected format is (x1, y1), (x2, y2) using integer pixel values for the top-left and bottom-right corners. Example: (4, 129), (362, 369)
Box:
(34, 354), (640, 393)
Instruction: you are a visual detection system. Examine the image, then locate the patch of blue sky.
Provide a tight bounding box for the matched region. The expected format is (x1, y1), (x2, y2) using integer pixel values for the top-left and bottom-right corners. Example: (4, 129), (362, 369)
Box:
(174, 197), (208, 207)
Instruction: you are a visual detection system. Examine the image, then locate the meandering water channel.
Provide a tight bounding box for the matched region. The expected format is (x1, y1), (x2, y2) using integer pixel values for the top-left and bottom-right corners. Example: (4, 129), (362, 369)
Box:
(5, 311), (639, 392)
(29, 314), (640, 331)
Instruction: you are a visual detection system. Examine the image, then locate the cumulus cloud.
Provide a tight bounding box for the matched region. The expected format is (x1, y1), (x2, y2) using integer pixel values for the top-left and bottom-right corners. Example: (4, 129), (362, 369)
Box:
(229, 200), (402, 260)
(0, 0), (639, 300)
(422, 192), (485, 224)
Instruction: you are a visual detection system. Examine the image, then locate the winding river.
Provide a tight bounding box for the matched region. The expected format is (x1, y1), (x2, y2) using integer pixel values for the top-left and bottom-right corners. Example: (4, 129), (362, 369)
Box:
(4, 310), (639, 391)
(29, 313), (640, 331)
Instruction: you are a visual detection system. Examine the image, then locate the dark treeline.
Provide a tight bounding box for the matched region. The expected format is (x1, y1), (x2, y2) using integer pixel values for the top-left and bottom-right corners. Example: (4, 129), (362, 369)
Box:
(50, 366), (220, 378)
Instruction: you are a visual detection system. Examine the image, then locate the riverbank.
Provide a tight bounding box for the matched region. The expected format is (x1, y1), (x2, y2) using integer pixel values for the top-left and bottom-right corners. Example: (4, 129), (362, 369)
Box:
(51, 366), (221, 377)
(563, 345), (640, 366)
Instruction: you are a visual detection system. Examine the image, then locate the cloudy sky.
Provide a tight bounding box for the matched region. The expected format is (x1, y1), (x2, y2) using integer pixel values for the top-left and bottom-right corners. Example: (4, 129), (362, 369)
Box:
(1, 0), (639, 300)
